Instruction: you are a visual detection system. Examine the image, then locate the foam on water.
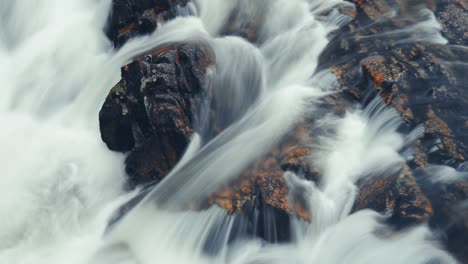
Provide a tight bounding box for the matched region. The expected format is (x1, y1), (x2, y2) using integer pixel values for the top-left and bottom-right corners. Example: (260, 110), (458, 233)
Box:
(0, 0), (459, 263)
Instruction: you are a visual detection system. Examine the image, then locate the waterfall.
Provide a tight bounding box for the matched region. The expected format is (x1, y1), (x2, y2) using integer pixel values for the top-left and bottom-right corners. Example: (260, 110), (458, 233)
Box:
(0, 0), (460, 263)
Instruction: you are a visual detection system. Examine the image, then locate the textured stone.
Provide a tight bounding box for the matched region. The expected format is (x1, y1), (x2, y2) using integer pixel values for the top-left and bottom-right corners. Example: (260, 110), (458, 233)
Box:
(205, 124), (317, 222)
(321, 0), (468, 166)
(353, 164), (433, 226)
(100, 43), (214, 188)
(106, 0), (189, 48)
(323, 0), (468, 261)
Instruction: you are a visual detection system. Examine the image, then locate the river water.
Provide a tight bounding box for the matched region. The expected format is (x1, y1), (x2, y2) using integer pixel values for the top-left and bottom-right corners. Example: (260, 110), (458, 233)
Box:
(0, 0), (458, 263)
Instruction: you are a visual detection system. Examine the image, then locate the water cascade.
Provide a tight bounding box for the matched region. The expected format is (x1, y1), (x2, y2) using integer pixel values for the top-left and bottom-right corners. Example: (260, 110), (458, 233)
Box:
(0, 0), (466, 263)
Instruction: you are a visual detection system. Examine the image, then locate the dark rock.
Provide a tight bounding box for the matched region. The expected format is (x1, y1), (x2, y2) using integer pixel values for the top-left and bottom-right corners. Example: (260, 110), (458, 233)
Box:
(206, 124), (316, 222)
(436, 181), (468, 263)
(321, 0), (468, 166)
(416, 168), (468, 263)
(220, 7), (263, 43)
(323, 0), (468, 261)
(352, 164), (433, 226)
(99, 43), (214, 188)
(435, 0), (468, 46)
(106, 0), (189, 48)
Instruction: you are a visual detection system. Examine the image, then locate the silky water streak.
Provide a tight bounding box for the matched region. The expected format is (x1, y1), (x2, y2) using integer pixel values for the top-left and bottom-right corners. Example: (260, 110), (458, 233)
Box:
(0, 0), (459, 263)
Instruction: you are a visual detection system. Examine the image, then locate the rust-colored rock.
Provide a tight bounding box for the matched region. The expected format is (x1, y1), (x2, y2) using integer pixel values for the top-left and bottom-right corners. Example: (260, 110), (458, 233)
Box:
(352, 164), (433, 226)
(218, 3), (265, 43)
(321, 0), (468, 261)
(320, 0), (468, 167)
(206, 124), (318, 222)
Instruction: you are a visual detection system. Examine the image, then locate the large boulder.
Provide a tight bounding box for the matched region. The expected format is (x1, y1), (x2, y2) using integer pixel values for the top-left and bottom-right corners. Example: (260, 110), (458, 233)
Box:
(100, 43), (214, 188)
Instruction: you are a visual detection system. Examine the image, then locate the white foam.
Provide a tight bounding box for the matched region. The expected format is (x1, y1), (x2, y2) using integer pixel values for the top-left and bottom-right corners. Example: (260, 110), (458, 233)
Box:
(0, 0), (458, 263)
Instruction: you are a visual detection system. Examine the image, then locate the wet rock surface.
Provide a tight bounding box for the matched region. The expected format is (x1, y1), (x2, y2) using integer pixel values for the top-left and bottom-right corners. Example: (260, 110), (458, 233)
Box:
(352, 164), (434, 226)
(100, 43), (214, 188)
(321, 0), (468, 165)
(206, 125), (317, 223)
(321, 0), (468, 261)
(106, 0), (189, 48)
(418, 170), (468, 263)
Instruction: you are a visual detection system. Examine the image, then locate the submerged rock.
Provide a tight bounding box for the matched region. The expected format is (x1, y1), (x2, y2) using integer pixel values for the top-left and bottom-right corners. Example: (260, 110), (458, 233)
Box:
(320, 0), (468, 261)
(106, 0), (189, 48)
(411, 167), (468, 263)
(206, 125), (317, 223)
(320, 0), (468, 166)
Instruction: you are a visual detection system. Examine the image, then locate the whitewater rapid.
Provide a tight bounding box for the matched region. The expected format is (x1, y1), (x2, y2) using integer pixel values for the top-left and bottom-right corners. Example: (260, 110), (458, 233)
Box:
(0, 0), (459, 263)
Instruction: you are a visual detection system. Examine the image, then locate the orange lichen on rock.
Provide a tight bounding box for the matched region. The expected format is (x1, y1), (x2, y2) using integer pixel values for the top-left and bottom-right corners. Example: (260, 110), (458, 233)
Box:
(209, 155), (291, 215)
(353, 164), (433, 224)
(207, 125), (318, 221)
(281, 146), (311, 167)
(361, 56), (388, 87)
(396, 165), (433, 221)
(425, 108), (465, 161)
(354, 175), (393, 212)
(373, 73), (386, 86)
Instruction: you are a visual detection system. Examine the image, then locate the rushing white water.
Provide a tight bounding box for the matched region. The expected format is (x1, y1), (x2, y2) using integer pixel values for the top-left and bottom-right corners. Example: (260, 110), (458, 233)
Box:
(0, 0), (459, 263)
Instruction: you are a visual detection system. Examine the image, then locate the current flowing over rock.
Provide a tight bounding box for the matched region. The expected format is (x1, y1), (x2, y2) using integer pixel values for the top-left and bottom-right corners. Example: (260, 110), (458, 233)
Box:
(0, 0), (466, 263)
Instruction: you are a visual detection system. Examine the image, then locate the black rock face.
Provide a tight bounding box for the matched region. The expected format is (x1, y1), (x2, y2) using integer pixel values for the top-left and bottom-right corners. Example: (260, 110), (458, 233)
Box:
(99, 44), (214, 188)
(106, 0), (189, 48)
